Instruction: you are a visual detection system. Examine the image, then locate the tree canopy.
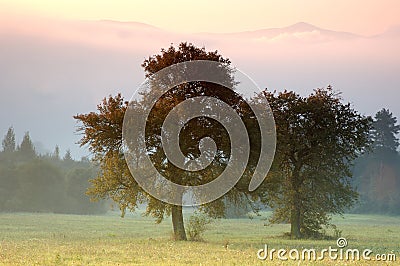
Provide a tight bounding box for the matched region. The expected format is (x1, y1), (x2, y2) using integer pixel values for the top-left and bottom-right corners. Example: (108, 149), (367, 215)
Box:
(261, 87), (372, 238)
(74, 43), (262, 240)
(74, 43), (373, 240)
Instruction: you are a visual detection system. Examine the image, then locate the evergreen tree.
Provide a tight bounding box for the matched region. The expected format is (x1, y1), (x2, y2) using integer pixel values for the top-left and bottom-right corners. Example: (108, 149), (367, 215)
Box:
(18, 132), (36, 159)
(53, 145), (60, 160)
(352, 108), (400, 214)
(0, 128), (106, 214)
(2, 126), (16, 153)
(63, 149), (73, 161)
(371, 108), (400, 153)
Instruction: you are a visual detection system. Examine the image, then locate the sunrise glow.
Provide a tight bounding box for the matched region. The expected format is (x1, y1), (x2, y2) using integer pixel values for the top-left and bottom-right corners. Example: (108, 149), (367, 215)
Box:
(1, 0), (400, 35)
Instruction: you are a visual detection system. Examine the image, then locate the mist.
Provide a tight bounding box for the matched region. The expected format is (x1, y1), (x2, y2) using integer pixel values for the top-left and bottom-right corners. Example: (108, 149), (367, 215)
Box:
(0, 16), (399, 215)
(1, 18), (399, 158)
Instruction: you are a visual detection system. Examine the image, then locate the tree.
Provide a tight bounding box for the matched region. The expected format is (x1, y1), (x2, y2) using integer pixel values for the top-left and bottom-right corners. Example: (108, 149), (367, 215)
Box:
(0, 161), (19, 211)
(63, 149), (73, 161)
(18, 132), (36, 159)
(65, 167), (107, 214)
(12, 159), (65, 212)
(2, 126), (16, 153)
(74, 43), (261, 240)
(0, 127), (107, 214)
(53, 145), (60, 160)
(371, 108), (400, 153)
(261, 87), (371, 238)
(352, 108), (400, 214)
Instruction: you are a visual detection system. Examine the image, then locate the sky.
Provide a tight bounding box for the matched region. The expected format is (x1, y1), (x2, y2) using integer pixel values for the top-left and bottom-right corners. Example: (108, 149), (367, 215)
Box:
(1, 0), (400, 35)
(0, 1), (399, 159)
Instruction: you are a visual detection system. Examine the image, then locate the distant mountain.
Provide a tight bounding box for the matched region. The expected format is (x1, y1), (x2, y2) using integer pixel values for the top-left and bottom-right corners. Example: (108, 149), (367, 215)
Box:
(210, 22), (363, 41)
(78, 19), (165, 34)
(1, 19), (370, 49)
(96, 20), (160, 30)
(373, 24), (400, 39)
(0, 19), (399, 160)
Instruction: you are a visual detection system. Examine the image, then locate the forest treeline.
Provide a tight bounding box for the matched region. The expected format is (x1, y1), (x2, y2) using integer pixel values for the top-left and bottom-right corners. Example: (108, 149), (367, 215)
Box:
(351, 108), (400, 214)
(0, 107), (399, 215)
(0, 129), (107, 214)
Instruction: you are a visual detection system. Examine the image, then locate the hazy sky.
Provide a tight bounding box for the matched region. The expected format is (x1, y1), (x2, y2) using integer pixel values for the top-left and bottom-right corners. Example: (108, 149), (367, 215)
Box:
(0, 1), (399, 159)
(1, 0), (400, 35)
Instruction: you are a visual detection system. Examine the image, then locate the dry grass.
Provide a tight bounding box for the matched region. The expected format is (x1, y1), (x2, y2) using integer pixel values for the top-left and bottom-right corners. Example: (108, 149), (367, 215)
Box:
(0, 212), (399, 265)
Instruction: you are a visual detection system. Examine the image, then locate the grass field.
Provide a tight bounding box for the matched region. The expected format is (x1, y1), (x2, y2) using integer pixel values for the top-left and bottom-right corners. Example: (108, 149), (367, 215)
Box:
(0, 211), (399, 265)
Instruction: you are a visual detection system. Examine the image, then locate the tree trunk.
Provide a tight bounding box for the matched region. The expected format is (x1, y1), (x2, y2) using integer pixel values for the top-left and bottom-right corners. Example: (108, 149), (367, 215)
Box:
(171, 205), (187, 241)
(290, 204), (301, 239)
(290, 164), (302, 239)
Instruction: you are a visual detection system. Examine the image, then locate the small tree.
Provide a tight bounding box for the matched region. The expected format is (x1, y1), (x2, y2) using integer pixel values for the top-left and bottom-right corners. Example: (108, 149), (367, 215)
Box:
(186, 213), (212, 241)
(63, 149), (73, 162)
(261, 87), (371, 238)
(53, 145), (60, 160)
(18, 132), (36, 159)
(2, 126), (16, 153)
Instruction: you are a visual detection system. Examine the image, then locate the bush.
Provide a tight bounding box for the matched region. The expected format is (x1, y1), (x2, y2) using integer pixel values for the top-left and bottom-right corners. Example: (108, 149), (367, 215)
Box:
(186, 213), (212, 241)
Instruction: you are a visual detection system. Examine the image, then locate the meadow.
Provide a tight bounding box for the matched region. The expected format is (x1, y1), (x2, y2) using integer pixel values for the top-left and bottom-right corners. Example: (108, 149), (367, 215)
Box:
(0, 211), (399, 265)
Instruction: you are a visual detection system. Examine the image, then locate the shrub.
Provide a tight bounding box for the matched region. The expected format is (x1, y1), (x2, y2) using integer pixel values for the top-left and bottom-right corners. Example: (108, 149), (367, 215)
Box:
(186, 213), (212, 241)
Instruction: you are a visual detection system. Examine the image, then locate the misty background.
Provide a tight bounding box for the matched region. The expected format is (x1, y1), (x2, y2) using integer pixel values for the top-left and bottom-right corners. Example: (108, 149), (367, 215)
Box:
(0, 18), (399, 159)
(0, 17), (400, 215)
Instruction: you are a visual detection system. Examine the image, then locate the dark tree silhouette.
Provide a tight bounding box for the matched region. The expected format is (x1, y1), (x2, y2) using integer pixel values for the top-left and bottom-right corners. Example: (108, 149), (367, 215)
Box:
(261, 87), (371, 238)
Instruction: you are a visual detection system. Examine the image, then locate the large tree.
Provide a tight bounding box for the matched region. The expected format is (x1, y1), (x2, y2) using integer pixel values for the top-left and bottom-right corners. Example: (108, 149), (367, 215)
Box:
(261, 87), (371, 238)
(74, 43), (261, 240)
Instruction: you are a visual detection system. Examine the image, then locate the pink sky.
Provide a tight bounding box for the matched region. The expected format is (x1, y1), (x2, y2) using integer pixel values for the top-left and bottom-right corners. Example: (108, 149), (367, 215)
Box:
(0, 0), (399, 158)
(1, 0), (400, 36)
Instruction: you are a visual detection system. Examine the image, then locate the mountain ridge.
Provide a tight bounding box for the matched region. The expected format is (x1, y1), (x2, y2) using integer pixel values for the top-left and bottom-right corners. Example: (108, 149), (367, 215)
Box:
(84, 20), (365, 38)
